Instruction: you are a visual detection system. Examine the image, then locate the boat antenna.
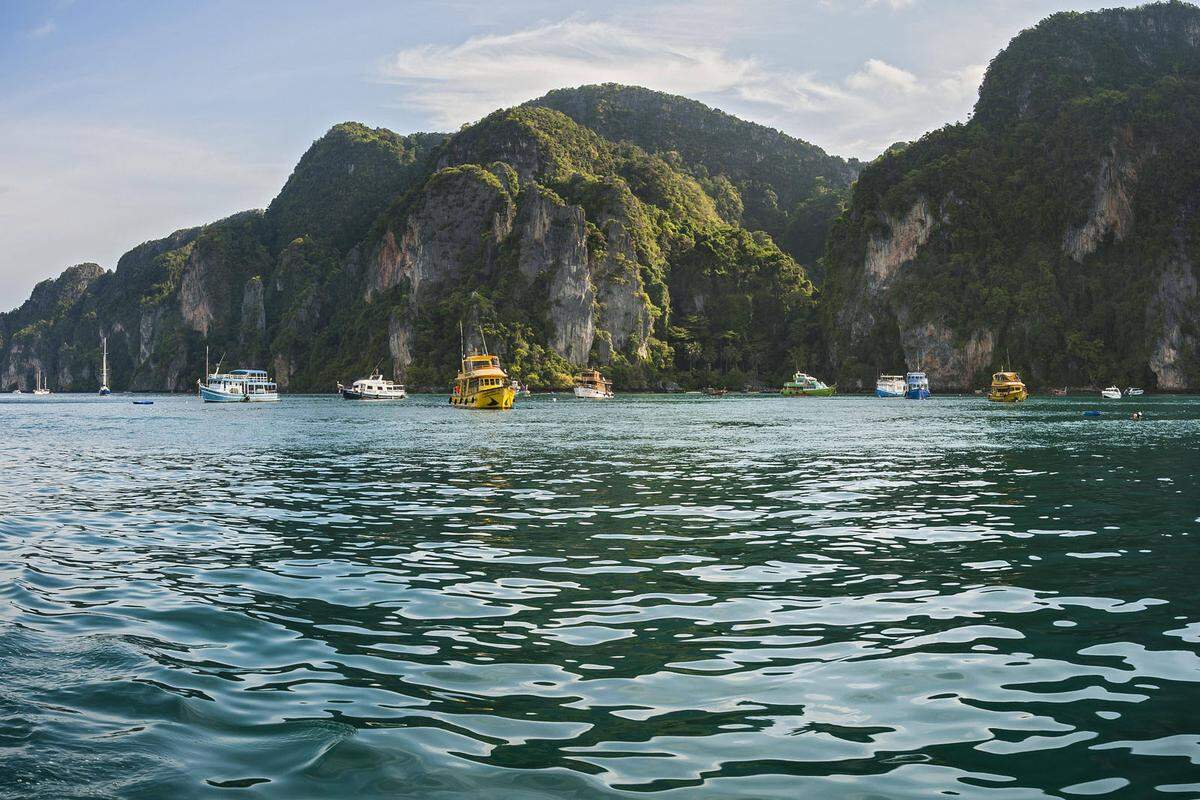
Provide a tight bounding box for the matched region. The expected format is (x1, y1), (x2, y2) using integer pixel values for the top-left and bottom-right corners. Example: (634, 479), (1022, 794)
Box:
(205, 345), (209, 379)
(459, 321), (466, 358)
(479, 324), (489, 356)
(214, 351), (225, 376)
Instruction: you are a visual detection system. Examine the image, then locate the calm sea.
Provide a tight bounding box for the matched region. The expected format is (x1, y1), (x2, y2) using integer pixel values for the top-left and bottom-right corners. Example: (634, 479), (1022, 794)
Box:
(1, 393), (1197, 799)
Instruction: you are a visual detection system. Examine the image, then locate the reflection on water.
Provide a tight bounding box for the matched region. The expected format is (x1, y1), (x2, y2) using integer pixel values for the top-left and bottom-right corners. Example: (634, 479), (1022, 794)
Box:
(0, 393), (1198, 798)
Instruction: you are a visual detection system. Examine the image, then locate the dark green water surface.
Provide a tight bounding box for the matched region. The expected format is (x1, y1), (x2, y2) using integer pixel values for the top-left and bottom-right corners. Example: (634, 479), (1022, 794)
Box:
(1, 393), (1197, 798)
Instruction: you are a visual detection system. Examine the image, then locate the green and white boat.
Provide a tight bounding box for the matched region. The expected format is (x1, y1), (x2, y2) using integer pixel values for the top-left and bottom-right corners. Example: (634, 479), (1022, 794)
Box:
(781, 371), (836, 397)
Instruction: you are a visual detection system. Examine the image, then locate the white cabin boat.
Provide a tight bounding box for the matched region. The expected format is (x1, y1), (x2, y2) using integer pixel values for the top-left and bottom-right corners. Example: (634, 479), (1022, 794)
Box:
(1124, 387), (1144, 396)
(875, 374), (905, 398)
(199, 369), (279, 402)
(338, 372), (407, 400)
(1101, 386), (1122, 400)
(573, 369), (614, 399)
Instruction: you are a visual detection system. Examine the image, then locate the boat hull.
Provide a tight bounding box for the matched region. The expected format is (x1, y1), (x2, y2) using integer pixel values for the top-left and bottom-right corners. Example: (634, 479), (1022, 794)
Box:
(574, 386), (613, 399)
(905, 388), (931, 400)
(875, 388), (904, 398)
(200, 385), (279, 403)
(987, 388), (1028, 402)
(451, 385), (515, 410)
(1101, 390), (1122, 400)
(98, 387), (111, 396)
(782, 386), (836, 397)
(340, 388), (407, 401)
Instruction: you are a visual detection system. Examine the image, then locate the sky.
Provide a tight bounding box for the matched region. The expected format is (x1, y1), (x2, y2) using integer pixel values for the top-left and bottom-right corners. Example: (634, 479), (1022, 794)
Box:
(0, 0), (1129, 311)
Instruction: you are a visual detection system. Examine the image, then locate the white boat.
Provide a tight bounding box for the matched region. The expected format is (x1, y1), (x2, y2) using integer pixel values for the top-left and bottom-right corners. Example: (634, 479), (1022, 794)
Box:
(1101, 386), (1122, 400)
(32, 369), (51, 396)
(98, 336), (111, 396)
(1125, 387), (1144, 396)
(199, 369), (279, 402)
(875, 374), (906, 398)
(573, 369), (614, 399)
(338, 372), (407, 400)
(905, 371), (932, 399)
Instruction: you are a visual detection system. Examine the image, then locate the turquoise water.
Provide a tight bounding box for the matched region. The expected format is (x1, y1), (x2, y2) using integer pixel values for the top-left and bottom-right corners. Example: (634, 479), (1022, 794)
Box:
(1, 393), (1197, 799)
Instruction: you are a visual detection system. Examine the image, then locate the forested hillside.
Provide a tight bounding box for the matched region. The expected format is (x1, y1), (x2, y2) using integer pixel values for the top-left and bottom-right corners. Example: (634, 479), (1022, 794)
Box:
(823, 0), (1200, 391)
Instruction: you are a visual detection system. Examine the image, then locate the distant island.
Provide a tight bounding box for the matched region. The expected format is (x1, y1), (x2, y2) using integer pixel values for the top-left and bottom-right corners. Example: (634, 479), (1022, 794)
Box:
(2, 1), (1197, 394)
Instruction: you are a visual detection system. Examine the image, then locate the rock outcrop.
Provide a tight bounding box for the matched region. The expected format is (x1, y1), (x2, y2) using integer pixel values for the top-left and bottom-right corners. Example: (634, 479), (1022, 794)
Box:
(824, 2), (1200, 391)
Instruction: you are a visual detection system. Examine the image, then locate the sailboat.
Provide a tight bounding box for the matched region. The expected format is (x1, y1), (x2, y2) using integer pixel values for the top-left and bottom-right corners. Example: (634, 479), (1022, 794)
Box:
(98, 336), (111, 396)
(32, 368), (51, 396)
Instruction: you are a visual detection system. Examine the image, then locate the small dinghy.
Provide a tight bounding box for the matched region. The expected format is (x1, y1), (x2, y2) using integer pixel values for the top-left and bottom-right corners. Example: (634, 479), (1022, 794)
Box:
(1083, 410), (1101, 417)
(132, 400), (154, 405)
(1101, 386), (1122, 400)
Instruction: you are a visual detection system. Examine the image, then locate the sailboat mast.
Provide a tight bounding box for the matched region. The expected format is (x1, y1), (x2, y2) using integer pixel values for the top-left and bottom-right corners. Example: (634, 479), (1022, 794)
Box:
(101, 336), (108, 385)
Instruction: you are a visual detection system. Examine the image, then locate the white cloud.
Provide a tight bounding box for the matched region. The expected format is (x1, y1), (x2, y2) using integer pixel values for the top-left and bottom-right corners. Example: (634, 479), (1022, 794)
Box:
(378, 16), (986, 161)
(846, 59), (920, 94)
(0, 122), (285, 310)
(27, 20), (57, 38)
(380, 19), (762, 128)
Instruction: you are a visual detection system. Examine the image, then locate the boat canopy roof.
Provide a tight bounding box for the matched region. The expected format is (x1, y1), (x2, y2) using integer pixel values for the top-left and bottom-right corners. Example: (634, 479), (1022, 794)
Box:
(460, 354), (507, 377)
(228, 369), (268, 376)
(993, 371), (1021, 381)
(905, 372), (927, 379)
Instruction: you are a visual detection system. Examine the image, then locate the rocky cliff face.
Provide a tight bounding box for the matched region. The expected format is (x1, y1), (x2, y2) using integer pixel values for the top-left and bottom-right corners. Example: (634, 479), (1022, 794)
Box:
(823, 2), (1200, 391)
(0, 86), (817, 393)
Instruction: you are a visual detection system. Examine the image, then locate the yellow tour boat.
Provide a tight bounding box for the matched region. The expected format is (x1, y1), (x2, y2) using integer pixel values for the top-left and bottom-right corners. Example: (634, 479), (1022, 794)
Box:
(987, 371), (1028, 402)
(450, 353), (516, 409)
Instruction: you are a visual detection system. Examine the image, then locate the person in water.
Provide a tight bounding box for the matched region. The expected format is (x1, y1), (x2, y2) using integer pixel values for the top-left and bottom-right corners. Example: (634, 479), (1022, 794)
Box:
(1131, 411), (1143, 420)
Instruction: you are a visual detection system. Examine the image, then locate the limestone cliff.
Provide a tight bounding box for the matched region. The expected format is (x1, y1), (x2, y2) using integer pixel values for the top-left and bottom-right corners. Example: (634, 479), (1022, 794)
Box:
(0, 86), (821, 393)
(823, 2), (1200, 391)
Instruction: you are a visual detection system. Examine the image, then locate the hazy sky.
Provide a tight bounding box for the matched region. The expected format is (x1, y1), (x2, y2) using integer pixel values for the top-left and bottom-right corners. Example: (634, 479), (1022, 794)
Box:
(1, 0), (1125, 310)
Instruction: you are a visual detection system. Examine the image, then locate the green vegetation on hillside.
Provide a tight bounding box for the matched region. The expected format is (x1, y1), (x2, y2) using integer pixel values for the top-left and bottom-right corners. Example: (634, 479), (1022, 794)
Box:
(823, 1), (1200, 390)
(266, 123), (447, 253)
(529, 84), (860, 279)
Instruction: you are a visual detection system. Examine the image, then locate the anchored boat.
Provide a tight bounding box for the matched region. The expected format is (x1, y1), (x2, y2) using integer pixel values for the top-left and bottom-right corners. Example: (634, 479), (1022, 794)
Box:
(574, 369), (614, 399)
(1125, 387), (1144, 396)
(198, 369), (279, 403)
(987, 371), (1028, 403)
(905, 371), (931, 399)
(338, 372), (407, 400)
(781, 372), (835, 397)
(450, 353), (516, 409)
(1101, 386), (1122, 400)
(98, 336), (111, 396)
(32, 369), (51, 396)
(875, 374), (905, 398)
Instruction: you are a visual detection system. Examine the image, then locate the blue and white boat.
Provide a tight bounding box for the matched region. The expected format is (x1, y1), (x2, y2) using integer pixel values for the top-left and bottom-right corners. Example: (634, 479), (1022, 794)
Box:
(905, 371), (931, 399)
(198, 369), (279, 403)
(875, 374), (906, 397)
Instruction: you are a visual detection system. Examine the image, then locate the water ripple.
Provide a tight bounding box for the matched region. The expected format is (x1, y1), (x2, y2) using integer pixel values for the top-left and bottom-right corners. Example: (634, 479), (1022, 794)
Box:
(0, 393), (1197, 798)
